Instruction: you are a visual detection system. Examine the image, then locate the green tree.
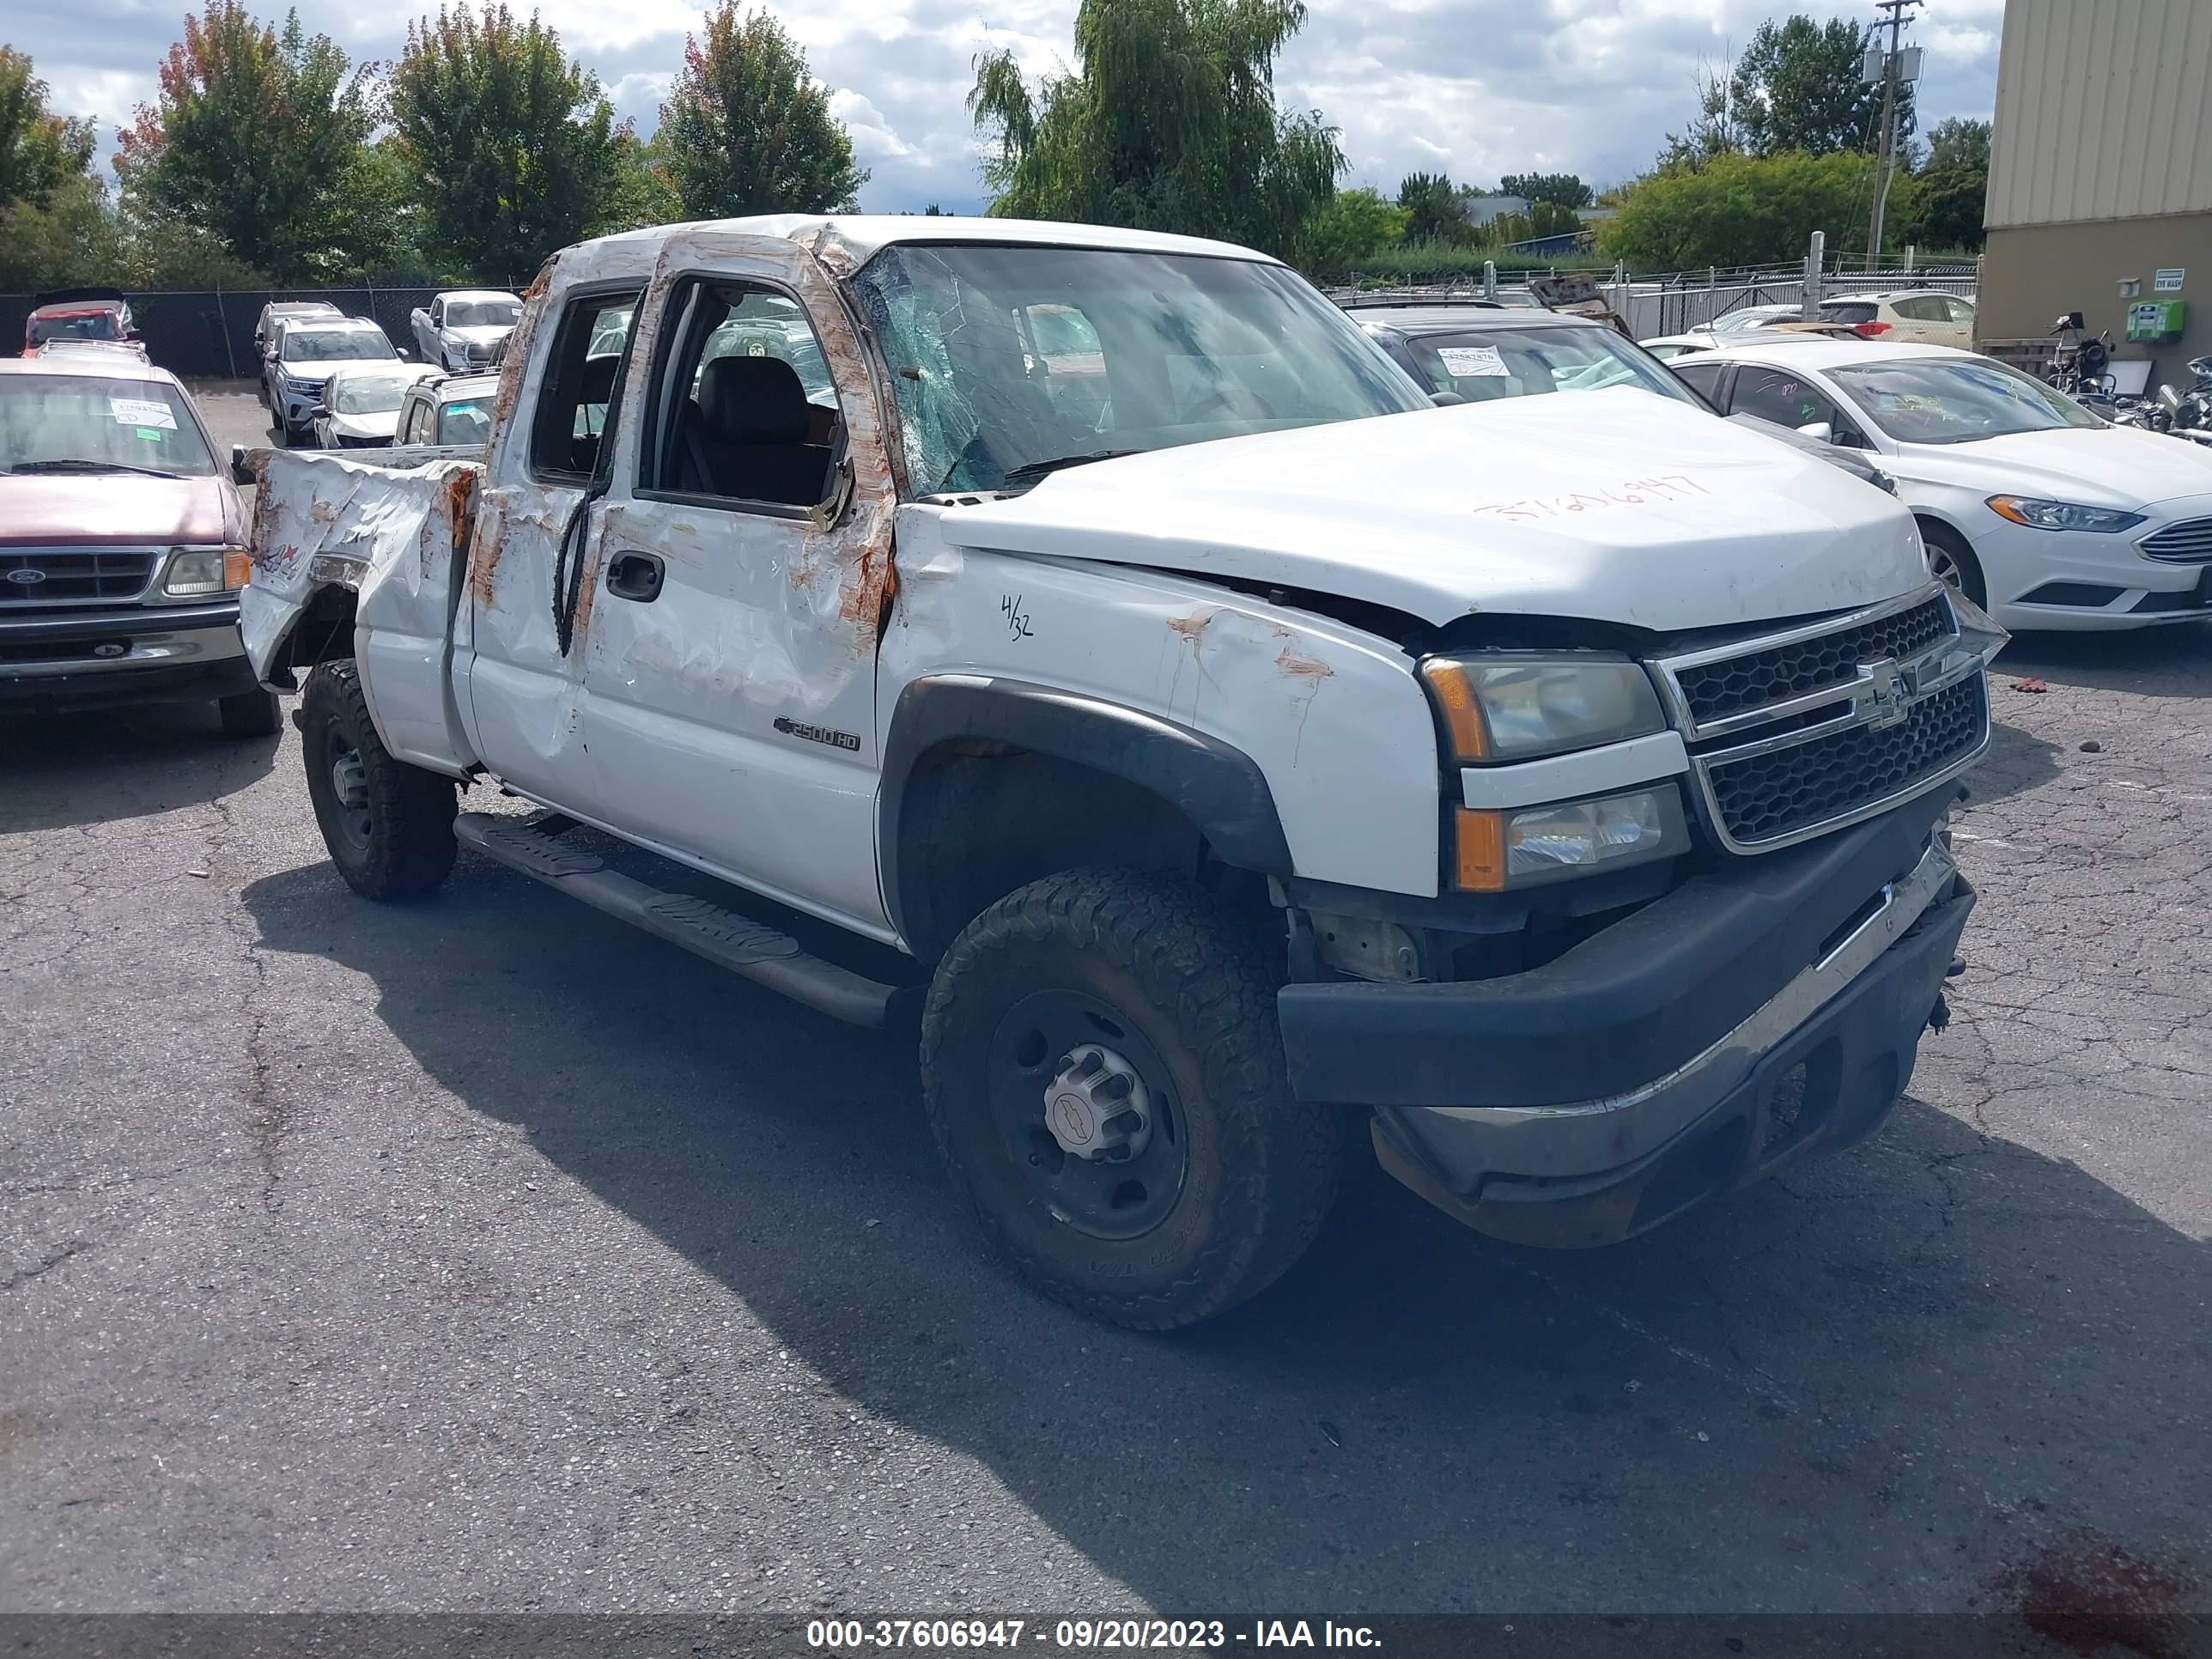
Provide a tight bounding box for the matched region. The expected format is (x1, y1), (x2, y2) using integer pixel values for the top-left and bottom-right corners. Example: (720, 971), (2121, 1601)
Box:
(1902, 152), (1990, 250)
(1598, 149), (1881, 270)
(970, 0), (1340, 259)
(1658, 60), (1744, 170)
(1730, 15), (1910, 158)
(1498, 171), (1591, 209)
(659, 4), (865, 218)
(114, 3), (377, 278)
(1395, 170), (1468, 244)
(1, 48), (99, 210)
(390, 6), (626, 274)
(1923, 116), (1990, 173)
(600, 129), (682, 233)
(1287, 185), (1408, 278)
(0, 177), (122, 292)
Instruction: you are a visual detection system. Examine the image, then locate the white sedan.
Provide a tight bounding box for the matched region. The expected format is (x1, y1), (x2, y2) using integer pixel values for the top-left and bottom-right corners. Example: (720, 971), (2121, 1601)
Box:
(1667, 340), (2212, 630)
(308, 364), (438, 448)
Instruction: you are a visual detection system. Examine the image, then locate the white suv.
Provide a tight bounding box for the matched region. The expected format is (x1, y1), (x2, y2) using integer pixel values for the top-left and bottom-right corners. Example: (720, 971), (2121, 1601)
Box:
(1820, 290), (1976, 349)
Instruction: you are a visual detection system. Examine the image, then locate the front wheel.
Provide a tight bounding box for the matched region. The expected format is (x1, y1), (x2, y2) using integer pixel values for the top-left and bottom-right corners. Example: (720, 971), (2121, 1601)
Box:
(300, 660), (457, 900)
(920, 869), (1343, 1330)
(1922, 522), (1988, 609)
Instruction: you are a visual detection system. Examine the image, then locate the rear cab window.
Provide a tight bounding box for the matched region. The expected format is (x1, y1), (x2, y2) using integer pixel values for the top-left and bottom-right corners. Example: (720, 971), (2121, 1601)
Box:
(528, 289), (644, 481)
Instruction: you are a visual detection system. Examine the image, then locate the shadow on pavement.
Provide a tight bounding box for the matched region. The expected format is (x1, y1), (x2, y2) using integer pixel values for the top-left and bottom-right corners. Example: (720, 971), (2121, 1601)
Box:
(0, 703), (280, 834)
(1994, 624), (2212, 698)
(238, 851), (2212, 1613)
(1966, 719), (2063, 808)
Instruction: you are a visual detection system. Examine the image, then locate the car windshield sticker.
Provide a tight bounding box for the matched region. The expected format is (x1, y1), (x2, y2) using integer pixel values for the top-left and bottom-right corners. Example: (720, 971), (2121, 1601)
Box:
(110, 398), (177, 429)
(1439, 345), (1509, 377)
(134, 427), (163, 441)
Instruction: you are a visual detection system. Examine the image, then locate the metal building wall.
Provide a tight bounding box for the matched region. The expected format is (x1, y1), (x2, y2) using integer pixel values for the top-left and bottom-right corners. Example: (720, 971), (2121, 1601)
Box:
(1987, 0), (2212, 229)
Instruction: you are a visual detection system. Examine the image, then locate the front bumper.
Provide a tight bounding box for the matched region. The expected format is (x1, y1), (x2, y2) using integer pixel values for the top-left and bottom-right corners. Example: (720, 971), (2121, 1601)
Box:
(1978, 514), (2212, 630)
(0, 600), (258, 710)
(1279, 790), (1972, 1246)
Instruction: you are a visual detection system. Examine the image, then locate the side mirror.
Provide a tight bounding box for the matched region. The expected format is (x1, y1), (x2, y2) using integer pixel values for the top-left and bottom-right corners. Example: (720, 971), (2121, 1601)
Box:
(229, 444), (257, 487)
(1796, 421), (1834, 443)
(307, 404), (328, 422)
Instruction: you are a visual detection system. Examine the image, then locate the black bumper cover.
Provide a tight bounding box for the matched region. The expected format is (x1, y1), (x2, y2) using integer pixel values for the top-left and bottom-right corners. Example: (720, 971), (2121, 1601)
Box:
(1279, 786), (1958, 1109)
(0, 602), (258, 712)
(1370, 882), (1972, 1248)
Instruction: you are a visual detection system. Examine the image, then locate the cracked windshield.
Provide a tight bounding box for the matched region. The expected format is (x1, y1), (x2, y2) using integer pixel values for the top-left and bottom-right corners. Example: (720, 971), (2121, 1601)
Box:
(851, 243), (1427, 493)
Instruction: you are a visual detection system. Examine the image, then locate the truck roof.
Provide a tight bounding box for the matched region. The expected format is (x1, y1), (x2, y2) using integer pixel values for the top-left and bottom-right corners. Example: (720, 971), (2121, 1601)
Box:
(561, 215), (1279, 270)
(435, 289), (521, 303)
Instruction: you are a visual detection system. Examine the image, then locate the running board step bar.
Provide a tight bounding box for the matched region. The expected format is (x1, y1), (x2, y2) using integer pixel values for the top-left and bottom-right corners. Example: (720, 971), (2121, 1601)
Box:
(453, 812), (906, 1028)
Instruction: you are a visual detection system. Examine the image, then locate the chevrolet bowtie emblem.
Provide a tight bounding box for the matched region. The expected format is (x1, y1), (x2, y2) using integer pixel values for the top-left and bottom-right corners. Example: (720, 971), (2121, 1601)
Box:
(1855, 656), (1914, 728)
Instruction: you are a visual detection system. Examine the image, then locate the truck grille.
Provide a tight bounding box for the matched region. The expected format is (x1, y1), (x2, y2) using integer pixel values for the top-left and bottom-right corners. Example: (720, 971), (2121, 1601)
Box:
(1705, 676), (1987, 847)
(1653, 585), (1991, 854)
(1673, 594), (1952, 725)
(0, 548), (160, 605)
(2141, 517), (2212, 562)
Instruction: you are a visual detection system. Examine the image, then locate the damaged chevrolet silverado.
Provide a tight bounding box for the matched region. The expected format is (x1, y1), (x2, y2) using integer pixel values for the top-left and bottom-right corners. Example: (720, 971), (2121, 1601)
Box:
(240, 216), (2004, 1329)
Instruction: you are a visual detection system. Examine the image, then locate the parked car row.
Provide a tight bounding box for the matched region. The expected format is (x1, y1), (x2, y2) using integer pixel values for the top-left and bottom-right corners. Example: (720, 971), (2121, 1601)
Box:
(252, 290), (520, 447)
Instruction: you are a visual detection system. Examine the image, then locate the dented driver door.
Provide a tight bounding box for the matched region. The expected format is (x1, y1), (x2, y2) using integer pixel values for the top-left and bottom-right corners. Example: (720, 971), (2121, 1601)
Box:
(572, 229), (900, 939)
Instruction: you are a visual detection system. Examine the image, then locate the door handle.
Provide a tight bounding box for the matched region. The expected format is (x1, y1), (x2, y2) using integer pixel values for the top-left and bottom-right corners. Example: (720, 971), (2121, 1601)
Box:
(605, 550), (664, 603)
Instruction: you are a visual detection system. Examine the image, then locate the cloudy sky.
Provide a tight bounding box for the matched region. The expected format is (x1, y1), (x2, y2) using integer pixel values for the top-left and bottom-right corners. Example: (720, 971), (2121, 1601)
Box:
(18, 0), (2003, 214)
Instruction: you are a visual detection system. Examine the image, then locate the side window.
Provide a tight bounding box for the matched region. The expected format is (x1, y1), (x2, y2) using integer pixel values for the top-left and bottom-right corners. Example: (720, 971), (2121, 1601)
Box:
(528, 289), (641, 481)
(1670, 359), (1727, 404)
(429, 300), (444, 327)
(397, 398), (422, 445)
(1945, 296), (1977, 325)
(1730, 367), (1840, 431)
(642, 279), (844, 510)
(1899, 296), (1943, 322)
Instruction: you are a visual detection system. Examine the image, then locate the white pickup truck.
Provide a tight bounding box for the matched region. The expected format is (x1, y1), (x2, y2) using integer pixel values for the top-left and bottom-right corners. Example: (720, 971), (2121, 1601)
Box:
(240, 216), (2002, 1329)
(409, 289), (525, 373)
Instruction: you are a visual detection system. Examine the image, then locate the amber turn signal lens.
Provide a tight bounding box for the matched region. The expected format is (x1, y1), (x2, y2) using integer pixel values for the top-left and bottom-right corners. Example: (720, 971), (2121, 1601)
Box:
(1454, 808), (1506, 891)
(224, 549), (252, 589)
(1421, 660), (1488, 760)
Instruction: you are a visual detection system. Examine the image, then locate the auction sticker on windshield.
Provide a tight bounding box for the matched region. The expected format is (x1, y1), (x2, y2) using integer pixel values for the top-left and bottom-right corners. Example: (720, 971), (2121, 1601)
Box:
(1439, 346), (1509, 377)
(110, 398), (177, 429)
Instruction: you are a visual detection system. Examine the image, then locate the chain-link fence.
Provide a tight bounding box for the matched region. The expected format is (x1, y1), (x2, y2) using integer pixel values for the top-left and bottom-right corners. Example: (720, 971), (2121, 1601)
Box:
(0, 282), (530, 380)
(1327, 257), (1980, 338)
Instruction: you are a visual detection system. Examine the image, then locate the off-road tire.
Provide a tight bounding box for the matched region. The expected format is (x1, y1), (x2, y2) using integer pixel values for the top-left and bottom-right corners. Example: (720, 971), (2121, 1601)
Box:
(921, 868), (1342, 1330)
(217, 688), (283, 738)
(301, 660), (457, 900)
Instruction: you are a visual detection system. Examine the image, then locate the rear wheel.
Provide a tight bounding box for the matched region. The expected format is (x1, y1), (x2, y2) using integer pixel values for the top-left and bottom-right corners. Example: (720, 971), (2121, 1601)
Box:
(921, 868), (1342, 1330)
(301, 660), (457, 900)
(1922, 522), (1987, 608)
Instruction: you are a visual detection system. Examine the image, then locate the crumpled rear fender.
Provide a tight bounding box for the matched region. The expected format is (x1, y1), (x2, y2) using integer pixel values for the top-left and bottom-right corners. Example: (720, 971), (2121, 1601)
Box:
(242, 445), (486, 775)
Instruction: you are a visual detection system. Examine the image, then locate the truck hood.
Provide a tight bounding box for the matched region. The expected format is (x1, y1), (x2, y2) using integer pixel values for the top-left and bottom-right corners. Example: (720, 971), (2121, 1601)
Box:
(326, 410), (400, 441)
(1887, 423), (2212, 509)
(280, 357), (398, 385)
(938, 389), (1927, 631)
(0, 473), (238, 546)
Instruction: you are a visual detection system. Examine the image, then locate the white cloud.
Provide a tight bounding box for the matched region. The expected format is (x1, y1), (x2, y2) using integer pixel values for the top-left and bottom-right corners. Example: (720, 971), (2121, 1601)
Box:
(23, 0), (2002, 216)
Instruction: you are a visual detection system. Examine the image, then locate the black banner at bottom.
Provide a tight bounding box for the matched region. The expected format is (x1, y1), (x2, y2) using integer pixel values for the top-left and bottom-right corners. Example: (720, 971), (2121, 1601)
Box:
(3, 1615), (2209, 1659)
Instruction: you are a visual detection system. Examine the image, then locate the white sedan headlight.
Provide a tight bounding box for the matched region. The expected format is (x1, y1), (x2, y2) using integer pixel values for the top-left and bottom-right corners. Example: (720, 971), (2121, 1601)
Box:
(1986, 495), (2146, 533)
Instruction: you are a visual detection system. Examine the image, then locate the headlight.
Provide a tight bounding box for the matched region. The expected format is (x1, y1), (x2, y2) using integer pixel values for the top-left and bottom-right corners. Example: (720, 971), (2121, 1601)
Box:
(1986, 495), (2145, 532)
(161, 545), (252, 597)
(1421, 654), (1666, 763)
(1454, 786), (1687, 891)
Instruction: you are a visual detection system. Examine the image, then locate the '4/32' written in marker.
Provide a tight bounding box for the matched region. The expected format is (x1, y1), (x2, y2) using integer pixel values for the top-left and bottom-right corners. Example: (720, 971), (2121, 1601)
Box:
(1002, 593), (1034, 641)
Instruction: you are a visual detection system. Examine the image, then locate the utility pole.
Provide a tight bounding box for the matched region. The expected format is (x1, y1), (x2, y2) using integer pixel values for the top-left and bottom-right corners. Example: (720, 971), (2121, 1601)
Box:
(1864, 0), (1921, 273)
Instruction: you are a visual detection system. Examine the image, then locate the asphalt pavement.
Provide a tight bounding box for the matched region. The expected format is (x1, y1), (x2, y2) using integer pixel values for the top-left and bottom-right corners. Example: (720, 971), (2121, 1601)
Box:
(3, 393), (2209, 1622)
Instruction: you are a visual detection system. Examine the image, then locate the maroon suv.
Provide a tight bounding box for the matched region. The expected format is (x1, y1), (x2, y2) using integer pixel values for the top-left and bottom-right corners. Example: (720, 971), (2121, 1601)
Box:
(0, 354), (278, 734)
